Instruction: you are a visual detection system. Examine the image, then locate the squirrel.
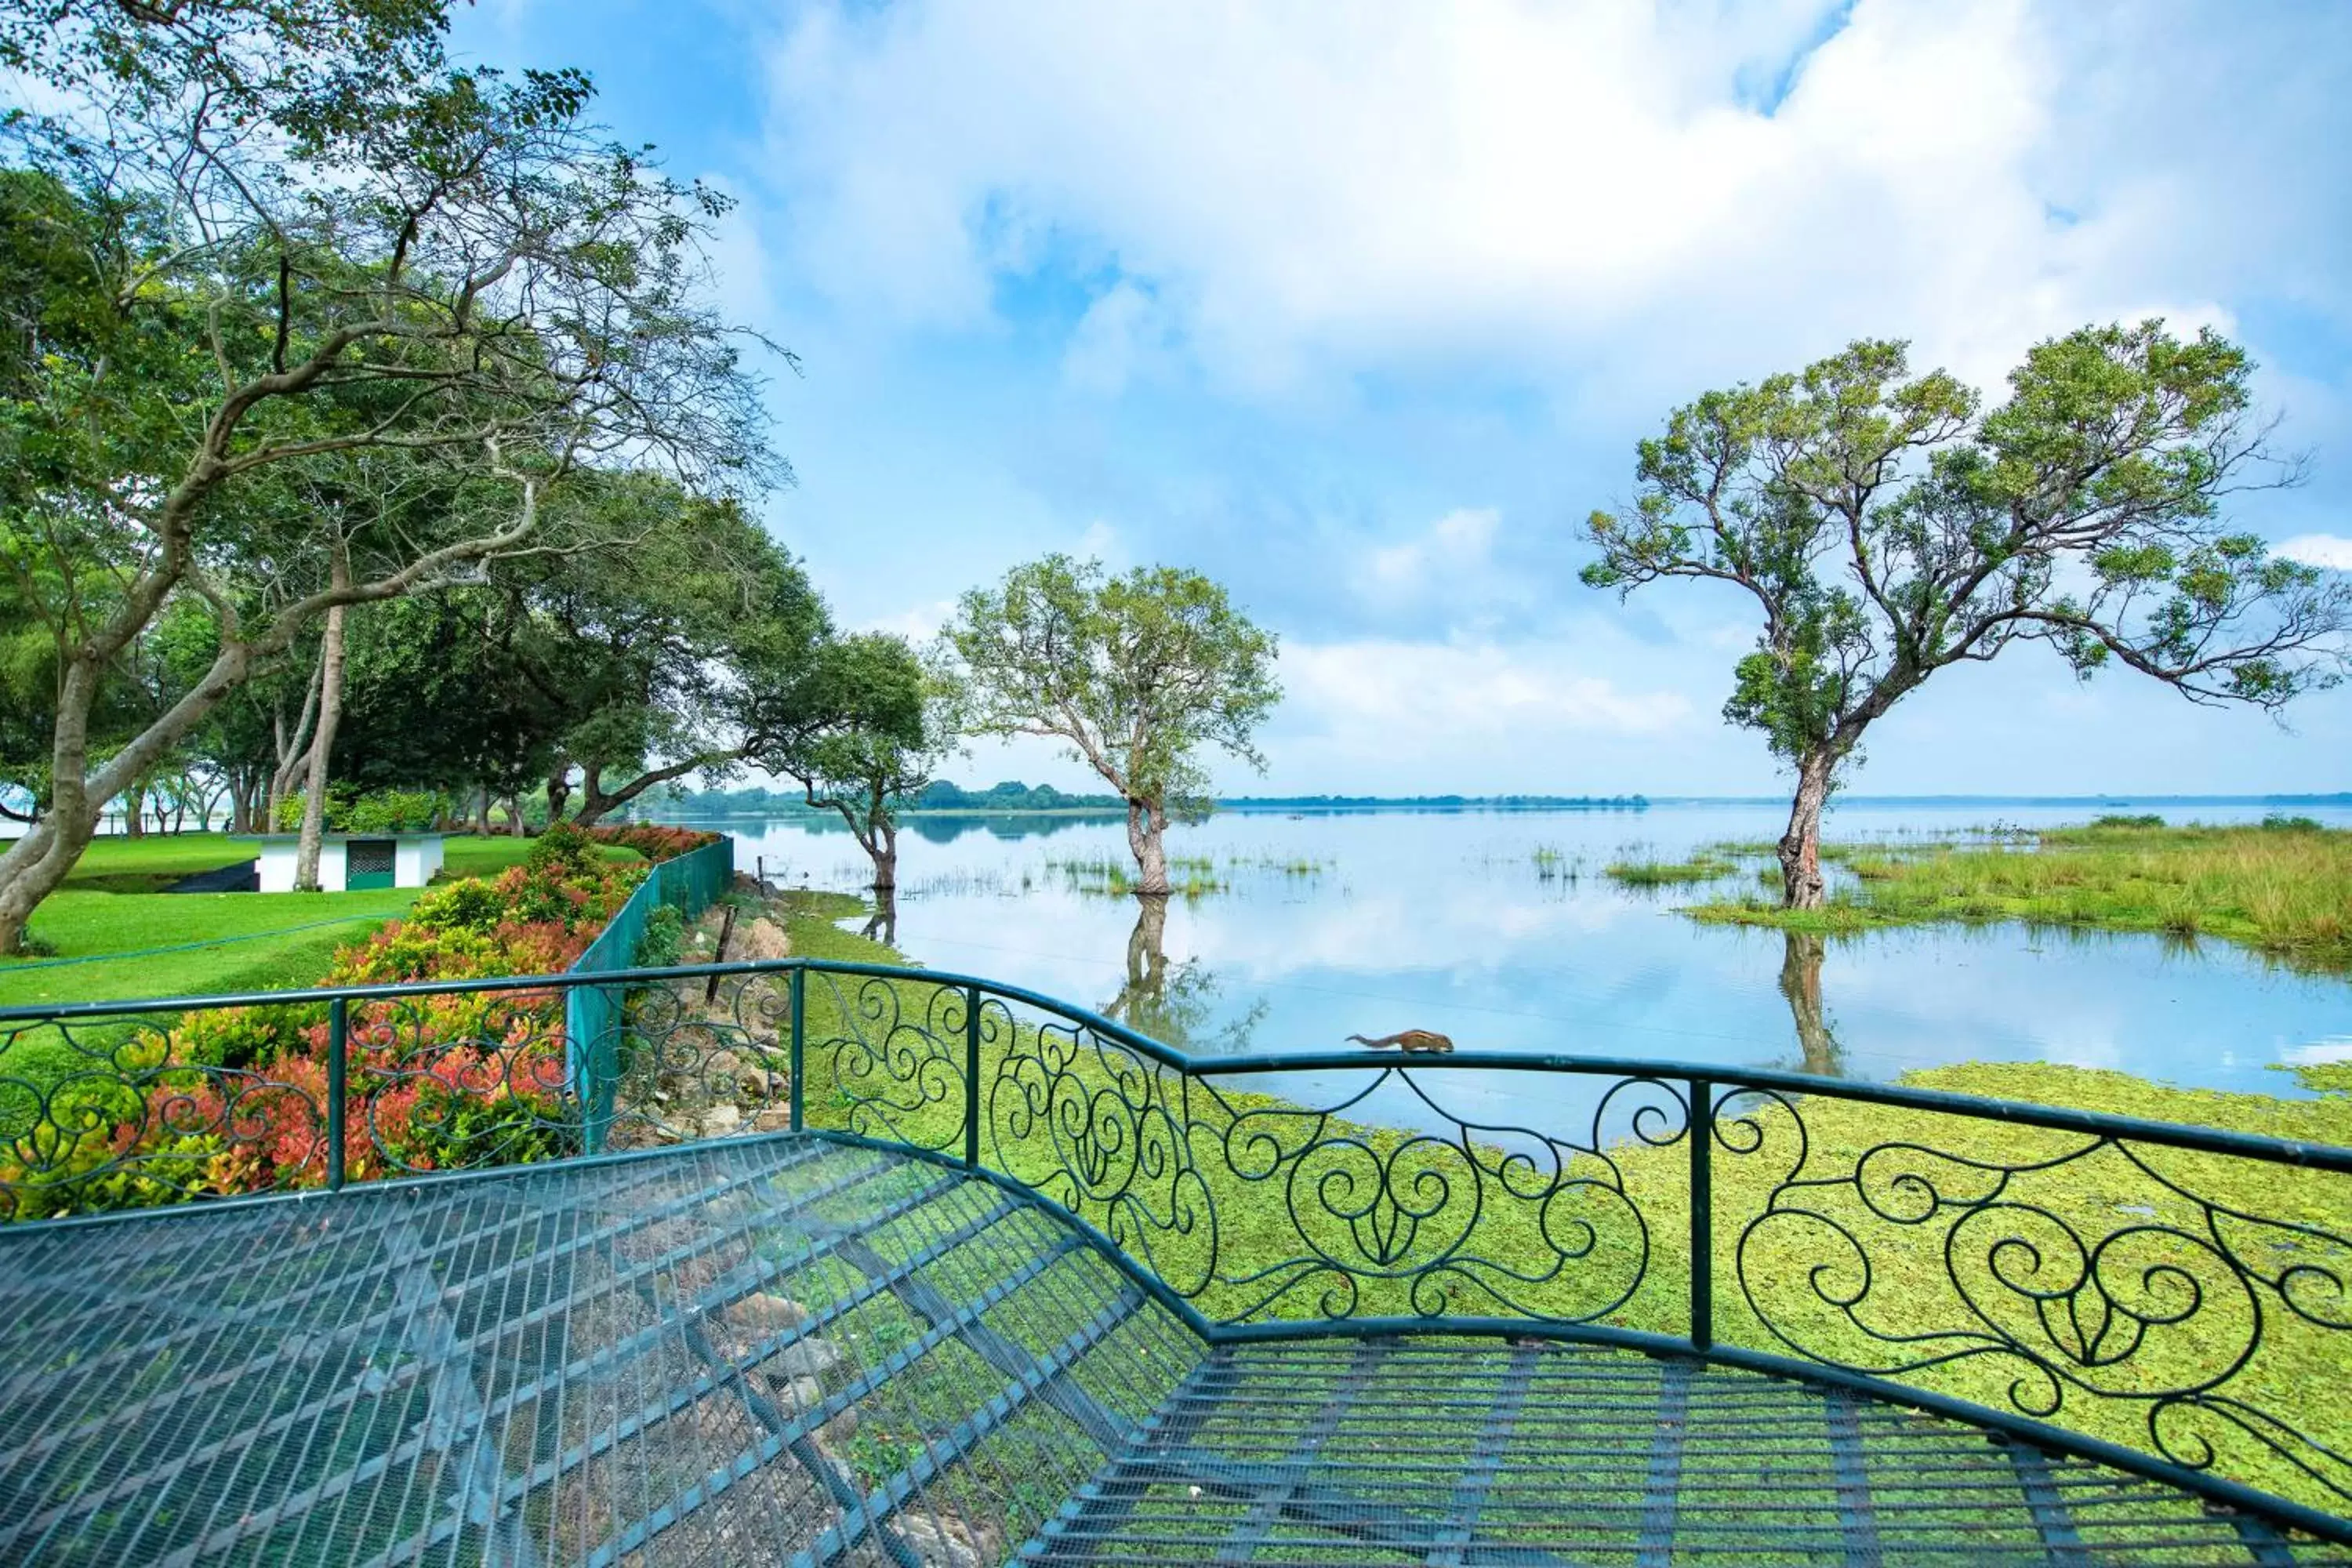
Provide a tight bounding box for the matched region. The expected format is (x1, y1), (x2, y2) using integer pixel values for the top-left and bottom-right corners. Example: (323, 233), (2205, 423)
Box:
(1345, 1029), (1456, 1055)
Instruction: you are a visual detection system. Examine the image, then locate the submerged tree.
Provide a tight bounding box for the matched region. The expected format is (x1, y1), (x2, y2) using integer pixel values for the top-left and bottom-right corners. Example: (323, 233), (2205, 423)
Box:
(762, 633), (960, 894)
(945, 556), (1279, 898)
(1584, 323), (2349, 909)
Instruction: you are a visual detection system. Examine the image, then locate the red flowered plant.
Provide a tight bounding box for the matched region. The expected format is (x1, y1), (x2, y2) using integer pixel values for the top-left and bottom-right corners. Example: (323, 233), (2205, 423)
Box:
(584, 822), (722, 860)
(14, 823), (720, 1217)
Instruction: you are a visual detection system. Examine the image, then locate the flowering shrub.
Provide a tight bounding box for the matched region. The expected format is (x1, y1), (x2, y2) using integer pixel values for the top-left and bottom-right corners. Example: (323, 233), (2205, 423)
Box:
(586, 822), (722, 861)
(13, 823), (730, 1218)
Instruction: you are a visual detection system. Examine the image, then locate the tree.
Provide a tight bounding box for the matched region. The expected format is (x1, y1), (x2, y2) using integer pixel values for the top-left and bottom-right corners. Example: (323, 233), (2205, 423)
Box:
(764, 633), (961, 893)
(0, 18), (778, 949)
(531, 483), (828, 826)
(1583, 323), (2350, 909)
(945, 556), (1280, 898)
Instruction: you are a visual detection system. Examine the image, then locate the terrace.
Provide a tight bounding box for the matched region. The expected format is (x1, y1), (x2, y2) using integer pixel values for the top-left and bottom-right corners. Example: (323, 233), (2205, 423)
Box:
(2, 959), (2348, 1565)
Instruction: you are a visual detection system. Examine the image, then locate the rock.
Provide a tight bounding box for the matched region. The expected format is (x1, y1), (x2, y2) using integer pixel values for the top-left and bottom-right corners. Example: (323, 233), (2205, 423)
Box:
(759, 1373), (825, 1411)
(896, 1514), (985, 1568)
(698, 1103), (742, 1138)
(760, 1337), (842, 1378)
(821, 1405), (858, 1445)
(751, 1105), (794, 1133)
(735, 916), (790, 962)
(734, 1292), (811, 1331)
(704, 1049), (743, 1080)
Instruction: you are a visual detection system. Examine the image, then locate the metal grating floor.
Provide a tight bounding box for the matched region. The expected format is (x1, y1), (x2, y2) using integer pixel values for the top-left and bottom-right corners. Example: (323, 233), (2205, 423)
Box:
(0, 1134), (2341, 1567)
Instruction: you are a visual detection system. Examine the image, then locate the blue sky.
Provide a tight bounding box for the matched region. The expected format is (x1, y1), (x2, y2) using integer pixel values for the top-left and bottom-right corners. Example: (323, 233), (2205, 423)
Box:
(456, 0), (2352, 798)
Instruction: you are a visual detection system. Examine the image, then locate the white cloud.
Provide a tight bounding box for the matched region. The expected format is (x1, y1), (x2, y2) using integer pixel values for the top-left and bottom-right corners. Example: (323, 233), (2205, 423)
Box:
(2275, 534), (2352, 570)
(752, 0), (2328, 399)
(1076, 518), (1120, 563)
(860, 598), (958, 641)
(1283, 638), (1691, 742)
(1359, 507), (1501, 597)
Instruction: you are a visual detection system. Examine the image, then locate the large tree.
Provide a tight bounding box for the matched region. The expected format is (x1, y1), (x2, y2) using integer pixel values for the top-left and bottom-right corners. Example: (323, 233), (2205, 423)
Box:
(1583, 323), (2350, 909)
(0, 13), (778, 949)
(764, 632), (960, 894)
(945, 556), (1279, 898)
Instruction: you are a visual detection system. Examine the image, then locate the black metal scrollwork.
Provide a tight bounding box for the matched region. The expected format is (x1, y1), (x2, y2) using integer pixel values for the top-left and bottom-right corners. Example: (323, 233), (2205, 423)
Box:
(1719, 1087), (2352, 1500)
(808, 971), (968, 1152)
(979, 1000), (1680, 1327)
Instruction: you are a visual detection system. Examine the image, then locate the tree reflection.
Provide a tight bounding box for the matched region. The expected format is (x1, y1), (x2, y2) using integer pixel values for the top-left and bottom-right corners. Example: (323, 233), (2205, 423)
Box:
(1777, 929), (1846, 1077)
(860, 887), (898, 946)
(1103, 898), (1265, 1053)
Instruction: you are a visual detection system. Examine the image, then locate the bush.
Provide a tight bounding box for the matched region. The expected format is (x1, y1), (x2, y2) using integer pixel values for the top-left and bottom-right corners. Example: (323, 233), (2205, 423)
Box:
(2262, 814), (2323, 833)
(526, 820), (598, 875)
(406, 877), (506, 935)
(2090, 813), (2165, 829)
(636, 903), (685, 967)
(583, 822), (721, 861)
(272, 786), (444, 834)
(344, 789), (441, 833)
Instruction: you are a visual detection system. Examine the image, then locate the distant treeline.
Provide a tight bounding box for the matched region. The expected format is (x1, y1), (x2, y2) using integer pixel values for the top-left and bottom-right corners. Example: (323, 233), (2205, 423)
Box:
(655, 779), (1135, 817)
(1224, 793), (1648, 811)
(649, 780), (1648, 818)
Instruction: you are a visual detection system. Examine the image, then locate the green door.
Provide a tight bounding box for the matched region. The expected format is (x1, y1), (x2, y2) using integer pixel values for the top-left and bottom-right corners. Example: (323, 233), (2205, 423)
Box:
(347, 838), (396, 891)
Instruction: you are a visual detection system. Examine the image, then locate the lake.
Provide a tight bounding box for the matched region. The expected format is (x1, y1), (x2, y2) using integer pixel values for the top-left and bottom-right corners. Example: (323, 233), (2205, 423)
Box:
(706, 800), (2352, 1103)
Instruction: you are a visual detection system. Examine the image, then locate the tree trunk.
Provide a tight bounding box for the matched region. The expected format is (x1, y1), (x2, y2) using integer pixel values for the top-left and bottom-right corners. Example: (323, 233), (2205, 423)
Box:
(1107, 895), (1171, 1030)
(294, 590), (350, 892)
(503, 795), (527, 836)
(1126, 797), (1171, 898)
(123, 780), (146, 838)
(474, 784), (492, 836)
(867, 782), (898, 893)
(572, 757), (713, 827)
(545, 764), (572, 826)
(860, 888), (898, 946)
(1777, 930), (1842, 1076)
(1777, 752), (1837, 909)
(0, 652), (111, 953)
(269, 655), (325, 834)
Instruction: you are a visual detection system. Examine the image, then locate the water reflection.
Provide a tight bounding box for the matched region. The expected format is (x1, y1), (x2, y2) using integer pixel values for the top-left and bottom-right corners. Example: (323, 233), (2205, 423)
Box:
(712, 801), (2352, 1097)
(1777, 930), (1845, 1077)
(1102, 897), (1267, 1054)
(859, 888), (899, 947)
(786, 811), (1123, 845)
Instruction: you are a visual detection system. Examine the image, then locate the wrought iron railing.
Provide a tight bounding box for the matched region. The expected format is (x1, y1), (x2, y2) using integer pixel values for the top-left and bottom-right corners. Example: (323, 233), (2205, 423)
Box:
(2, 956), (2348, 1542)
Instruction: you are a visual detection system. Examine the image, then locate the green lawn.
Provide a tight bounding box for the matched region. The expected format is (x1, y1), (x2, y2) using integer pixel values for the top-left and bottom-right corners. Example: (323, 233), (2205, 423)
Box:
(0, 832), (638, 1008)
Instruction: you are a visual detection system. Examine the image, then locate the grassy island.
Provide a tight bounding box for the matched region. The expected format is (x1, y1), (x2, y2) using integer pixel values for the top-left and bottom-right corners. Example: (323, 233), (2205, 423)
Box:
(1683, 815), (2352, 975)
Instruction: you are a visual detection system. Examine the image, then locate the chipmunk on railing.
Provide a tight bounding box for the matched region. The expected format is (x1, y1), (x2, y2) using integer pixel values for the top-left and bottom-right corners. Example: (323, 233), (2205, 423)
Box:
(1345, 1029), (1456, 1054)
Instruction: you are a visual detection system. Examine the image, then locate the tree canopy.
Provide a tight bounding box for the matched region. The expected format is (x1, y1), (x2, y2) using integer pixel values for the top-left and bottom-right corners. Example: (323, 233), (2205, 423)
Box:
(0, 0), (785, 946)
(760, 633), (961, 891)
(1584, 321), (2350, 907)
(946, 555), (1279, 897)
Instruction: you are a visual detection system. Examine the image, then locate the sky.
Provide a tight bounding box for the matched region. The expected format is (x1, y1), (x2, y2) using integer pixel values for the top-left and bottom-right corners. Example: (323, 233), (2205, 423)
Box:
(454, 0), (2352, 799)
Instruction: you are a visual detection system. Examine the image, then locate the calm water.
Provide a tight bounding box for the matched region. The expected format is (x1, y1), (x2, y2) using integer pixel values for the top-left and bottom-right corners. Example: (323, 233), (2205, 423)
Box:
(706, 800), (2352, 1102)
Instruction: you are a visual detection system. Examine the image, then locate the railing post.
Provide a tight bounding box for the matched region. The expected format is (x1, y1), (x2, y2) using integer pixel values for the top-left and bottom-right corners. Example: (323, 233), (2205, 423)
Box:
(788, 967), (805, 1134)
(326, 997), (348, 1192)
(1689, 1075), (1712, 1352)
(963, 984), (982, 1172)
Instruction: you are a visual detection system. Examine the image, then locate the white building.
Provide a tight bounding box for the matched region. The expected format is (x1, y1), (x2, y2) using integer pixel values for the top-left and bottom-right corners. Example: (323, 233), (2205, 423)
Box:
(250, 833), (445, 892)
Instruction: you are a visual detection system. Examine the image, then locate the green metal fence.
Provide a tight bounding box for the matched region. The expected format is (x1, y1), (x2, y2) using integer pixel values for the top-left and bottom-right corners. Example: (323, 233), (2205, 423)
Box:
(564, 835), (733, 1148)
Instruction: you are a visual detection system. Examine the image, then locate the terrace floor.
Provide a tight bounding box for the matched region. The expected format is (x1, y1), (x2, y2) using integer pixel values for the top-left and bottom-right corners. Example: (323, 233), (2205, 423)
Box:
(1, 1135), (2341, 1566)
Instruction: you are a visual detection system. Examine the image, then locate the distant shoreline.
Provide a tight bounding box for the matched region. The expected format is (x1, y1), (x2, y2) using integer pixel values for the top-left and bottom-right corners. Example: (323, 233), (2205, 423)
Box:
(652, 790), (2351, 822)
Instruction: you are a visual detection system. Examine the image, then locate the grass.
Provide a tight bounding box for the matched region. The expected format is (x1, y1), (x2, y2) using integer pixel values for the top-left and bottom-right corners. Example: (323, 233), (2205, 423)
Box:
(775, 886), (2352, 1515)
(1604, 854), (1737, 887)
(1685, 816), (2352, 974)
(1043, 854), (1229, 899)
(0, 832), (639, 1008)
